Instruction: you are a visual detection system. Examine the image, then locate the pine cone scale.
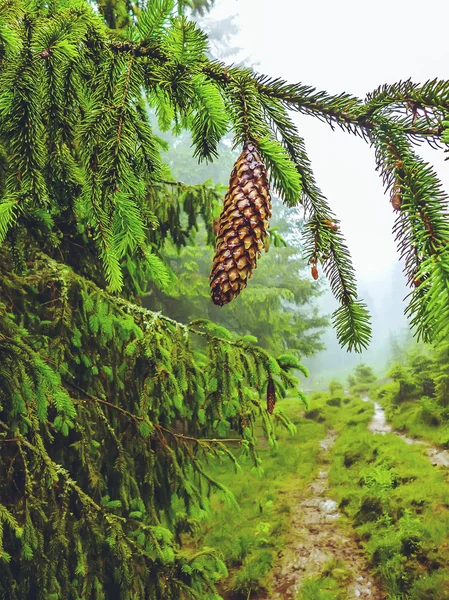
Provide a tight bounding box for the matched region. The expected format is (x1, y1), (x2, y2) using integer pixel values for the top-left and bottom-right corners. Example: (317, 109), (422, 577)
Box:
(211, 141), (272, 306)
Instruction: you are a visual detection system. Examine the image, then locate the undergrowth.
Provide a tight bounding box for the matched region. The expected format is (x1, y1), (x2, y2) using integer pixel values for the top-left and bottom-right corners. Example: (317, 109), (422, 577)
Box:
(296, 575), (343, 600)
(194, 381), (449, 600)
(377, 382), (449, 447)
(296, 557), (352, 600)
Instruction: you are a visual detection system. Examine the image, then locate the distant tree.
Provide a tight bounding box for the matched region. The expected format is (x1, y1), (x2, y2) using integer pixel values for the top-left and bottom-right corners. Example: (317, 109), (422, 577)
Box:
(433, 343), (449, 406)
(189, 0), (215, 15)
(348, 374), (357, 388)
(388, 332), (405, 364)
(348, 364), (376, 392)
(407, 347), (436, 398)
(387, 344), (449, 405)
(354, 364), (376, 385)
(328, 379), (345, 399)
(387, 363), (417, 402)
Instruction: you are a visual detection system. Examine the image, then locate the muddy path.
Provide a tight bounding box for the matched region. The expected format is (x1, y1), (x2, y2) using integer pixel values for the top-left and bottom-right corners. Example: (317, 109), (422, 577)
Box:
(255, 431), (385, 600)
(362, 396), (449, 468)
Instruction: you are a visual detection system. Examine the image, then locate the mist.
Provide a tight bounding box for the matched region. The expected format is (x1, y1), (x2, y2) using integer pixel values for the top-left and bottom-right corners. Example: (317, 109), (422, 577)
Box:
(201, 0), (449, 384)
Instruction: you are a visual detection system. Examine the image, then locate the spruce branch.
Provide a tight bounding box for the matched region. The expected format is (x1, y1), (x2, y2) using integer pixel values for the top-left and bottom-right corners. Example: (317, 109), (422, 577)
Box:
(371, 122), (449, 342)
(72, 8), (449, 346)
(70, 379), (243, 445)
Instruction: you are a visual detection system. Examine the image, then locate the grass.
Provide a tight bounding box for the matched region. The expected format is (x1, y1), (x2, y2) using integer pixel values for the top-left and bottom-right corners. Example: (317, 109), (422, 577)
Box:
(194, 388), (449, 599)
(296, 575), (343, 600)
(295, 558), (352, 600)
(194, 399), (326, 598)
(322, 393), (449, 599)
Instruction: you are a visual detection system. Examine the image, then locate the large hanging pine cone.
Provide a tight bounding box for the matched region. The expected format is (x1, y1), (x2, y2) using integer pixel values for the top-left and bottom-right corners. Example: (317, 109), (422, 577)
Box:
(210, 141), (272, 306)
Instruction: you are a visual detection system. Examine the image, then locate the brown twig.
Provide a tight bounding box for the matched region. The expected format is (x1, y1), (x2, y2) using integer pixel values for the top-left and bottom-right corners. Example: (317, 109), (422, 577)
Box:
(68, 381), (242, 445)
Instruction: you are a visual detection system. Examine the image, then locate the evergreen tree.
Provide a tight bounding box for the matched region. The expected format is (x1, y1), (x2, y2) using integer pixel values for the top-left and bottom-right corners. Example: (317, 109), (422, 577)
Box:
(387, 342), (449, 406)
(1, 1), (449, 598)
(348, 364), (376, 392)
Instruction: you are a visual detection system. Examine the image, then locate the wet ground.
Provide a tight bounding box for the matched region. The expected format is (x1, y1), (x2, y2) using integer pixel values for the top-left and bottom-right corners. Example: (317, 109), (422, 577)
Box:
(255, 430), (385, 600)
(362, 396), (449, 468)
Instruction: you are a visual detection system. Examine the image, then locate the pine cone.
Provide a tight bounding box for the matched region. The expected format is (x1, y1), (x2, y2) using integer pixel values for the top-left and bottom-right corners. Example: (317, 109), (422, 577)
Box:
(267, 377), (276, 414)
(391, 193), (401, 211)
(210, 141), (272, 306)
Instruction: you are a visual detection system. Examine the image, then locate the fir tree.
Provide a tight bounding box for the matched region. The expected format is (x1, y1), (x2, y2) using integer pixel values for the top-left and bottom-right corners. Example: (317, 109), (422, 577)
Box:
(1, 1), (449, 599)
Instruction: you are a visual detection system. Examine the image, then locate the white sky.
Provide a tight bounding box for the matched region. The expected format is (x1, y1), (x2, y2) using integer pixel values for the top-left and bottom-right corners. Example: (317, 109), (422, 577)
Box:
(207, 0), (449, 281)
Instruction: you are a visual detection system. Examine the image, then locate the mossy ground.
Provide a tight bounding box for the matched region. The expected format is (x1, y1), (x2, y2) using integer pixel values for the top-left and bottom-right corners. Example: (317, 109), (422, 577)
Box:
(324, 392), (449, 600)
(377, 382), (449, 447)
(197, 389), (449, 599)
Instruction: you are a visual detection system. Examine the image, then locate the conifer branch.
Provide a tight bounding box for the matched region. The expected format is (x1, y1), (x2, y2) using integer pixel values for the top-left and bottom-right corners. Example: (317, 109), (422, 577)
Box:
(0, 2), (443, 347)
(70, 380), (243, 444)
(104, 32), (449, 346)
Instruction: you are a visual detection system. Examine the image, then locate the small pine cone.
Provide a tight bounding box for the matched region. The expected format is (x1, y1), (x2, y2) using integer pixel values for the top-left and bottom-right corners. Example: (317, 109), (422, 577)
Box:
(324, 219), (338, 232)
(391, 182), (402, 211)
(210, 141), (272, 306)
(311, 264), (319, 280)
(267, 377), (276, 414)
(391, 193), (402, 211)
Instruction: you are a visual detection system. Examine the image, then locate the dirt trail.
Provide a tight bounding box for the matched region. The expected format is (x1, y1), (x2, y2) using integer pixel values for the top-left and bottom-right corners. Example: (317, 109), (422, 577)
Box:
(256, 431), (385, 600)
(252, 396), (449, 600)
(362, 396), (449, 468)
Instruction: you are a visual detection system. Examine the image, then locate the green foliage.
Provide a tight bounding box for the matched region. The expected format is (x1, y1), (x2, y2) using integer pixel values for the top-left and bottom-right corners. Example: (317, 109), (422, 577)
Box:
(2, 0), (449, 597)
(296, 576), (343, 600)
(258, 135), (302, 205)
(328, 378), (344, 400)
(347, 363), (376, 394)
(194, 399), (324, 598)
(410, 572), (449, 600)
(2, 0), (448, 350)
(377, 342), (449, 445)
(0, 0), (449, 351)
(0, 244), (307, 599)
(187, 0), (215, 15)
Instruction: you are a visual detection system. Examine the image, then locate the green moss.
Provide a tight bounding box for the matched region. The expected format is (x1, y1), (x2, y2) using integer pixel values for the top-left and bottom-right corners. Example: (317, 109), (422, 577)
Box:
(296, 576), (343, 600)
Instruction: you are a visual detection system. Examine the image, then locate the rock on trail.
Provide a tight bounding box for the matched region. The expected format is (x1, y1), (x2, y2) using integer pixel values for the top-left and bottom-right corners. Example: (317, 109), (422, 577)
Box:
(256, 431), (385, 600)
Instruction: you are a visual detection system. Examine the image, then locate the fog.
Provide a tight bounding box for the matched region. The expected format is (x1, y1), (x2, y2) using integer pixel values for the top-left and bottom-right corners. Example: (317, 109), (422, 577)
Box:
(202, 0), (449, 383)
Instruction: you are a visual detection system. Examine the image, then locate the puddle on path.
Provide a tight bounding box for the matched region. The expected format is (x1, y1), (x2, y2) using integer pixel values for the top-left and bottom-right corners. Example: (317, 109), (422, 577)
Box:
(255, 430), (385, 600)
(362, 395), (449, 469)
